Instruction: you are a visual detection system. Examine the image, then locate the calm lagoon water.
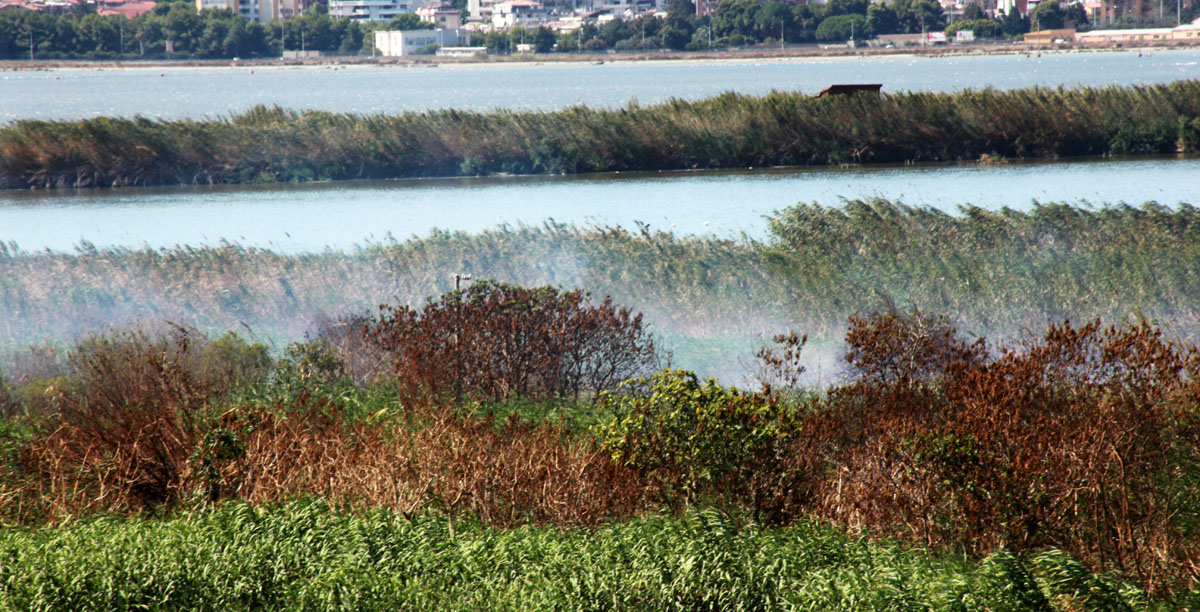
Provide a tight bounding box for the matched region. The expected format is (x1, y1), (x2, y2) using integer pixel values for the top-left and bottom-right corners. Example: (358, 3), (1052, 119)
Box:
(1, 156), (1195, 253)
(3, 48), (1200, 122)
(2, 50), (1198, 253)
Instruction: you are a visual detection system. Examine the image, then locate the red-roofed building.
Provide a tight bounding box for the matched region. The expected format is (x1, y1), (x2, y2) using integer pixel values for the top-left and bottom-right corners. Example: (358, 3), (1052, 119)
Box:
(0, 0), (37, 11)
(97, 0), (155, 18)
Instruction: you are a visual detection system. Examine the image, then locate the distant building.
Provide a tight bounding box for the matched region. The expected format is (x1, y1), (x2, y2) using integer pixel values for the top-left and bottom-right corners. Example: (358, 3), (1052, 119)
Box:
(98, 0), (157, 18)
(467, 0), (499, 22)
(491, 0), (546, 28)
(329, 0), (418, 21)
(1023, 27), (1075, 43)
(1076, 17), (1200, 42)
(996, 0), (1027, 16)
(197, 0), (305, 22)
(416, 3), (463, 28)
(436, 45), (488, 56)
(374, 28), (468, 55)
(3, 0), (82, 13)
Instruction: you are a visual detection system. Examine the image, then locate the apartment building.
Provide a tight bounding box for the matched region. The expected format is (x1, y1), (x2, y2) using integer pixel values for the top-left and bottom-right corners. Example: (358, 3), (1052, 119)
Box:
(491, 0), (548, 27)
(416, 3), (463, 27)
(196, 0), (303, 22)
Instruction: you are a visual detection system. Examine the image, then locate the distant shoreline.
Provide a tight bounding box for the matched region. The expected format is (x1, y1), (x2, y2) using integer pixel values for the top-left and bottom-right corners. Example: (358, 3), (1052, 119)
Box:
(2, 39), (1197, 72)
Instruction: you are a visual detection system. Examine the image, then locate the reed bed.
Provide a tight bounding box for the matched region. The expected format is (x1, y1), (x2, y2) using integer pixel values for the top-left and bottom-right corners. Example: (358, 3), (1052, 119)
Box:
(3, 82), (1199, 190)
(0, 501), (1156, 611)
(2, 200), (1198, 377)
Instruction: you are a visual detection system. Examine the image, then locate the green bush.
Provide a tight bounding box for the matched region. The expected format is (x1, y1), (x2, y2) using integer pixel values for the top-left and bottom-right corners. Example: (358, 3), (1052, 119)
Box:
(595, 369), (804, 519)
(945, 18), (1002, 38)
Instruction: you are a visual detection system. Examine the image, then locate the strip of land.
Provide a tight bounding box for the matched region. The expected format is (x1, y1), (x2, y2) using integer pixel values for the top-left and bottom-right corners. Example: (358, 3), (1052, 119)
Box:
(2, 81), (1198, 190)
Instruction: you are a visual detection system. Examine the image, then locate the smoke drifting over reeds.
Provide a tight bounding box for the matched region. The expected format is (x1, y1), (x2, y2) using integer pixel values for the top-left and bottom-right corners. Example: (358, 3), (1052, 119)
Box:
(2, 199), (1198, 381)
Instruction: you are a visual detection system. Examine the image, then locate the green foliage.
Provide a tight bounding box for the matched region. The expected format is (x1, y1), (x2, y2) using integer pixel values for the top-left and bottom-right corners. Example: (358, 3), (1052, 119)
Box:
(0, 0), (365, 60)
(5, 198), (1200, 384)
(945, 18), (1002, 38)
(272, 337), (349, 396)
(0, 373), (16, 418)
(866, 3), (900, 35)
(596, 369), (801, 514)
(711, 0), (827, 43)
(0, 500), (1149, 611)
(1001, 7), (1031, 35)
(196, 332), (272, 394)
(387, 13), (435, 30)
(816, 13), (869, 41)
(892, 0), (946, 33)
(1030, 0), (1066, 30)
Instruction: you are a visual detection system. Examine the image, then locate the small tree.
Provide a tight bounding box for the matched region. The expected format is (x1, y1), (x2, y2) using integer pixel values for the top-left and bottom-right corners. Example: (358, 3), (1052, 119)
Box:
(388, 14), (434, 30)
(1030, 0), (1065, 30)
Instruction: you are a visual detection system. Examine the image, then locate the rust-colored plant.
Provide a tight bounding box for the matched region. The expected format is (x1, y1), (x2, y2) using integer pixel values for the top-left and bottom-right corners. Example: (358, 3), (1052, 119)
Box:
(366, 280), (660, 401)
(803, 312), (1200, 596)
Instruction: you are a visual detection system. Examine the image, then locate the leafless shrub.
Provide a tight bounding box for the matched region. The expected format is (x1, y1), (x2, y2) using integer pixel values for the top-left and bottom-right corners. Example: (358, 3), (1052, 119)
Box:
(366, 281), (660, 401)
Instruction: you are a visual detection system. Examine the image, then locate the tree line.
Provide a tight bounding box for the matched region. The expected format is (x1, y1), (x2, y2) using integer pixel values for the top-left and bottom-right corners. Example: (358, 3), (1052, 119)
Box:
(15, 0), (1198, 61)
(0, 0), (369, 60)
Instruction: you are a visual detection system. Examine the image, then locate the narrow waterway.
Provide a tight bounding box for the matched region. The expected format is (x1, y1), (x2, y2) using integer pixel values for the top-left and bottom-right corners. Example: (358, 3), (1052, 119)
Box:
(1, 156), (1195, 253)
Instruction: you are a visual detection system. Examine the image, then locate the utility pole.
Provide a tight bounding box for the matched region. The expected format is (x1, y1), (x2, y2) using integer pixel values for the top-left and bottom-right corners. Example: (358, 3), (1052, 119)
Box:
(29, 30), (33, 61)
(451, 273), (472, 399)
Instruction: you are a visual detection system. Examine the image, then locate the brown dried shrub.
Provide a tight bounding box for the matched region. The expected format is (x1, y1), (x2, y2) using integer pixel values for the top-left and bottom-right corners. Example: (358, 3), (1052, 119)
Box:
(229, 398), (649, 527)
(11, 329), (271, 518)
(21, 330), (215, 516)
(801, 313), (1200, 595)
(366, 281), (660, 401)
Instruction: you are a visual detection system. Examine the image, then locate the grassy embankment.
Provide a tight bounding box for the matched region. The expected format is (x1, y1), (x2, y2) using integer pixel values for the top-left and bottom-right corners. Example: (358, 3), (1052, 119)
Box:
(2, 81), (1200, 189)
(2, 199), (1197, 376)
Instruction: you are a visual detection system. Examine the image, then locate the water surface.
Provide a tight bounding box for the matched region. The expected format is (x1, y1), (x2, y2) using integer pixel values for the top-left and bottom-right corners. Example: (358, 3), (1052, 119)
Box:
(4, 49), (1199, 122)
(2, 156), (1194, 253)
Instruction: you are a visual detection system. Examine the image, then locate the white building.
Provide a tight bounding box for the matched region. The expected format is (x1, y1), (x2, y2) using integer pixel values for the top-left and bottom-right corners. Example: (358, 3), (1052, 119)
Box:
(196, 0), (301, 22)
(466, 0), (497, 21)
(329, 0), (417, 22)
(416, 3), (463, 27)
(374, 28), (468, 55)
(491, 0), (547, 28)
(1076, 17), (1200, 42)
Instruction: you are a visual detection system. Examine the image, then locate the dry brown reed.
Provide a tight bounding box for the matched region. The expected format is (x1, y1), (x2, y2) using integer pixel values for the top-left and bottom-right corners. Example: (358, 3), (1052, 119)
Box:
(14, 393), (650, 528)
(231, 399), (648, 527)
